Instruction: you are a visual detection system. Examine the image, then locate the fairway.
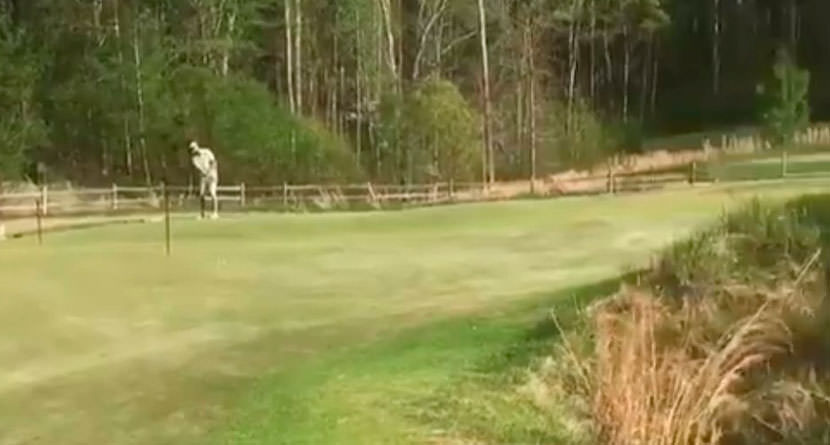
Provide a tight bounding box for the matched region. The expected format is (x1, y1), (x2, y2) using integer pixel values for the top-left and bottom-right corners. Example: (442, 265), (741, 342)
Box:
(2, 179), (830, 444)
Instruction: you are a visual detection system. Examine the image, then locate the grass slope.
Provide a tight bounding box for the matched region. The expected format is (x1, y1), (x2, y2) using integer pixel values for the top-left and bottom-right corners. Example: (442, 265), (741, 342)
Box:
(220, 279), (620, 445)
(2, 180), (829, 444)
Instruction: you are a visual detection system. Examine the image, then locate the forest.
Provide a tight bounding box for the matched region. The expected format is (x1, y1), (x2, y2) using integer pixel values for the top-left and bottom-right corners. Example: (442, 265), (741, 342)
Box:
(0, 0), (826, 186)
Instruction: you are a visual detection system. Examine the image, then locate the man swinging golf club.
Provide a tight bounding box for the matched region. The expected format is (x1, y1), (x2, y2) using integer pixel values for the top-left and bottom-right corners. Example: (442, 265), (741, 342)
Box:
(189, 140), (219, 219)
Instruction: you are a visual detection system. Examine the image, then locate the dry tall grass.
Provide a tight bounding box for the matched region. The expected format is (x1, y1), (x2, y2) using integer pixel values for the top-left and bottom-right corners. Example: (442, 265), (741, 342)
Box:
(592, 290), (792, 445)
(552, 200), (830, 445)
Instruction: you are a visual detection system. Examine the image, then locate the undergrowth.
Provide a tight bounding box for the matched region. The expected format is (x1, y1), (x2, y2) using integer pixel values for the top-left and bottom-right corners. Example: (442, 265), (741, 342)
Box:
(553, 196), (830, 444)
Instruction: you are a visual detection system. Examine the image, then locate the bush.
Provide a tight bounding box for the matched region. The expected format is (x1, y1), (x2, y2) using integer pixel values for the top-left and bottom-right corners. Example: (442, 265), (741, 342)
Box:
(608, 120), (645, 154)
(171, 66), (360, 184)
(402, 77), (482, 182)
(536, 100), (645, 172)
(544, 101), (617, 170)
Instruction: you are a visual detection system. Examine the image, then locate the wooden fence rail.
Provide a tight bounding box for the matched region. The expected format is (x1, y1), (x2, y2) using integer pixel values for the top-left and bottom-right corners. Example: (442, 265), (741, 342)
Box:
(0, 163), (716, 219)
(0, 181), (481, 217)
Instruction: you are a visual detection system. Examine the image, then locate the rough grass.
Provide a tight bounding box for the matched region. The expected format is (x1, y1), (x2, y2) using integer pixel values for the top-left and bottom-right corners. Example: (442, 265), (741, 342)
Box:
(2, 180), (830, 444)
(565, 197), (830, 444)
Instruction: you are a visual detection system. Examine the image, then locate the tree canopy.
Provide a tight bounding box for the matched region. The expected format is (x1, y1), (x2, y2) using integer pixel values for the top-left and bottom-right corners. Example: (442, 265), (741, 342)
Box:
(0, 0), (825, 185)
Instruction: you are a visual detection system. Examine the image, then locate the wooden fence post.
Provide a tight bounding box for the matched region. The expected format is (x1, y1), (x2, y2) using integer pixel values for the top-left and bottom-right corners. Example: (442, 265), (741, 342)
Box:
(111, 183), (119, 210)
(282, 182), (289, 208)
(449, 179), (455, 201)
(40, 185), (48, 216)
(163, 182), (171, 256)
(367, 182), (377, 205)
(606, 168), (614, 194)
(35, 197), (43, 245)
(781, 151), (788, 178)
(240, 182), (246, 208)
(689, 161), (697, 185)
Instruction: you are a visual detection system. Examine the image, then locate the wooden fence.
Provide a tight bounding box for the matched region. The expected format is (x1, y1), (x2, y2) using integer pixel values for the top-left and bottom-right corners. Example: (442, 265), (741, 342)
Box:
(0, 182), (481, 218)
(0, 167), (706, 220)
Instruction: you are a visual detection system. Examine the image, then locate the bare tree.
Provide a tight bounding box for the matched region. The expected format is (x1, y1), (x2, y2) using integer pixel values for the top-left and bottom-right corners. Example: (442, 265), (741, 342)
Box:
(412, 0), (448, 81)
(284, 0), (295, 114)
(477, 0), (494, 184)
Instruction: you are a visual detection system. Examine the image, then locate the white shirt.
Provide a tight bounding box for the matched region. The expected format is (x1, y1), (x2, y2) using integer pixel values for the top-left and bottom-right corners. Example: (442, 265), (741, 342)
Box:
(191, 147), (218, 179)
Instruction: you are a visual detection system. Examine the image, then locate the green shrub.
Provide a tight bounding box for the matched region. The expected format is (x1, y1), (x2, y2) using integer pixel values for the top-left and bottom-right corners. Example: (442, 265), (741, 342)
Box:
(402, 77), (482, 182)
(757, 50), (811, 147)
(170, 66), (360, 184)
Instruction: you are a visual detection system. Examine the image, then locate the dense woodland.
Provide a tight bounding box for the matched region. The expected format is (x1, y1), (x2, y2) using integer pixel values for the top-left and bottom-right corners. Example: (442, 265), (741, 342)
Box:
(0, 0), (827, 186)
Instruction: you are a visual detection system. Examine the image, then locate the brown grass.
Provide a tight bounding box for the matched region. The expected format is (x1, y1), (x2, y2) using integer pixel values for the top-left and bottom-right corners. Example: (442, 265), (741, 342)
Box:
(581, 258), (830, 445)
(532, 200), (830, 445)
(590, 290), (794, 445)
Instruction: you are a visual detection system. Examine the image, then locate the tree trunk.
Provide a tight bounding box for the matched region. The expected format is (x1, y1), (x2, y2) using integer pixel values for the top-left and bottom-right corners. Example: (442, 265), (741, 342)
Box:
(651, 39), (659, 116)
(477, 0), (494, 184)
(712, 0), (720, 94)
(789, 0), (798, 51)
(604, 29), (613, 86)
(589, 0), (596, 104)
(339, 65), (346, 135)
(528, 21), (537, 191)
(133, 19), (151, 186)
(378, 0), (398, 81)
(375, 0), (383, 178)
(356, 13), (363, 166)
(221, 8), (236, 77)
(412, 0), (446, 81)
(567, 15), (578, 134)
(640, 34), (652, 121)
(517, 23), (525, 155)
(623, 26), (631, 123)
(112, 0), (133, 177)
(284, 0), (295, 114)
(294, 0), (303, 113)
(332, 12), (341, 136)
(435, 12), (444, 76)
(92, 0), (103, 43)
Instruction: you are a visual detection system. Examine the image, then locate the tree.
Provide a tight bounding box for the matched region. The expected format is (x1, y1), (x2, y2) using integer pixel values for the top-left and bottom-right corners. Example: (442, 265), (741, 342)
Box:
(0, 16), (45, 180)
(477, 0), (493, 184)
(758, 50), (810, 147)
(403, 77), (481, 182)
(3, 0), (830, 186)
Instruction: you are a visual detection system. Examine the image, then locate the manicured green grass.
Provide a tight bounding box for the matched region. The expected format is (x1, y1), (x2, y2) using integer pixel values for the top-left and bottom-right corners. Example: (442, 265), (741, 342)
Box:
(2, 180), (830, 444)
(219, 278), (620, 445)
